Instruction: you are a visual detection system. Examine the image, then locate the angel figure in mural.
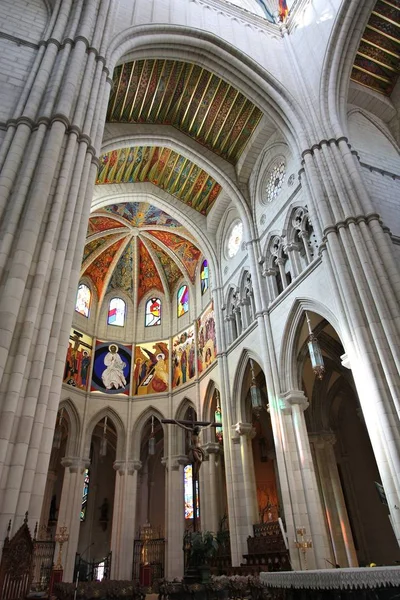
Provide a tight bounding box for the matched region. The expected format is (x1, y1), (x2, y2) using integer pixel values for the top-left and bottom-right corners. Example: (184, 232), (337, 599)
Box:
(102, 344), (127, 390)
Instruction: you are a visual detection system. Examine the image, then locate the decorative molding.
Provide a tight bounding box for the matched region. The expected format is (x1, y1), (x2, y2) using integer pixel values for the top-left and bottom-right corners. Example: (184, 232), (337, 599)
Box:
(0, 30), (39, 49)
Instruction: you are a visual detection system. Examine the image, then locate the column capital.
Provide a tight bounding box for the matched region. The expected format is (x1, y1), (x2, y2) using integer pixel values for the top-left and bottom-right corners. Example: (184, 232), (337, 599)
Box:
(232, 422), (256, 439)
(280, 390), (309, 412)
(61, 456), (90, 473)
(309, 432), (337, 448)
(161, 455), (188, 470)
(203, 442), (220, 455)
(113, 460), (142, 475)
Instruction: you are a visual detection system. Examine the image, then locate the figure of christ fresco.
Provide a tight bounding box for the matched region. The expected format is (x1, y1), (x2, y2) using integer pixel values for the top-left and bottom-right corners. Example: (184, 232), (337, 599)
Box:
(101, 344), (127, 390)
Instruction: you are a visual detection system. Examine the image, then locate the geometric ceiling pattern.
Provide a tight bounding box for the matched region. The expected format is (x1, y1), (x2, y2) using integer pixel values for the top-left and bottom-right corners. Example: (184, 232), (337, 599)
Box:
(81, 202), (202, 303)
(106, 59), (263, 164)
(96, 146), (222, 216)
(351, 0), (400, 96)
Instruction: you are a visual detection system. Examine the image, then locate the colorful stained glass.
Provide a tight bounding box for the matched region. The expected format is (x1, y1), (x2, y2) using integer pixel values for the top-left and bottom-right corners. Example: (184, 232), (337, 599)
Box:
(215, 406), (223, 442)
(184, 464), (199, 520)
(200, 260), (209, 295)
(108, 297), (126, 327)
(80, 468), (90, 521)
(145, 297), (161, 327)
(75, 283), (91, 318)
(227, 222), (243, 258)
(177, 285), (189, 317)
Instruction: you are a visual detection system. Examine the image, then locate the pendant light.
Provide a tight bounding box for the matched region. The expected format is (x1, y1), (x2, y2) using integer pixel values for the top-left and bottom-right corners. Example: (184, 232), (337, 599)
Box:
(52, 408), (64, 450)
(100, 416), (108, 457)
(250, 359), (263, 416)
(148, 416), (156, 456)
(306, 312), (325, 380)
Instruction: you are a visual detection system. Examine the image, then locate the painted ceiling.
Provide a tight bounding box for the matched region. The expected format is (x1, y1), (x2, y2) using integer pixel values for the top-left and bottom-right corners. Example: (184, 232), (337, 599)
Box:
(81, 202), (202, 302)
(106, 59), (263, 164)
(351, 0), (400, 96)
(96, 146), (221, 215)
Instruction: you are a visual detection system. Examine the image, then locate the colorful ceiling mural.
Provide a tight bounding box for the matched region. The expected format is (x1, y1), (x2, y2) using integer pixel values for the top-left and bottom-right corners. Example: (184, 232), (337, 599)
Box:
(82, 204), (203, 303)
(138, 240), (164, 302)
(96, 146), (221, 216)
(147, 230), (201, 283)
(146, 238), (183, 292)
(84, 238), (126, 298)
(87, 216), (126, 235)
(102, 202), (182, 228)
(351, 0), (400, 96)
(106, 59), (263, 164)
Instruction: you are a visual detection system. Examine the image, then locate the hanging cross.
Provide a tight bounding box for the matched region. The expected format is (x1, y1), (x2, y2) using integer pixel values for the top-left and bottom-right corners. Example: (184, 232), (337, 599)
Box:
(161, 416), (219, 532)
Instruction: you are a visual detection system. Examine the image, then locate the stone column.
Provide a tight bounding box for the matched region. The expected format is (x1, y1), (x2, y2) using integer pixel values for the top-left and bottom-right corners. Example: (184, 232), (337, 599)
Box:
(311, 434), (358, 567)
(281, 391), (332, 569)
(0, 0), (116, 545)
(56, 457), (90, 582)
(230, 423), (258, 560)
(163, 455), (187, 580)
(110, 460), (142, 580)
(202, 443), (220, 533)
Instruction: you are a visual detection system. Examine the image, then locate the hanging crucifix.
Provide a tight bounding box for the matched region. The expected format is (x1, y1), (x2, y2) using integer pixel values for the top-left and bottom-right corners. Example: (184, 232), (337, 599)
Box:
(161, 414), (220, 532)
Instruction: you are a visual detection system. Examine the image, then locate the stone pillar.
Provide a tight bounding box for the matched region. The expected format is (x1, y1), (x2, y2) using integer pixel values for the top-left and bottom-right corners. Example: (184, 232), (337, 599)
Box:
(202, 443), (220, 533)
(230, 423), (258, 561)
(56, 457), (90, 582)
(0, 0), (115, 544)
(163, 455), (186, 579)
(281, 391), (333, 569)
(311, 434), (358, 567)
(110, 460), (142, 580)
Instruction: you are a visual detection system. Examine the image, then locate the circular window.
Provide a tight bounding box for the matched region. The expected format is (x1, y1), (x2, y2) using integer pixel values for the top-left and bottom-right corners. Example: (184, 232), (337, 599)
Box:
(226, 221), (243, 258)
(264, 159), (286, 203)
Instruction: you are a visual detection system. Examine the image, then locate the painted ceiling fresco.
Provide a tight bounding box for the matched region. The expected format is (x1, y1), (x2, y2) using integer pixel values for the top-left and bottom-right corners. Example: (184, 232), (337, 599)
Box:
(147, 230), (201, 283)
(106, 59), (263, 164)
(82, 204), (202, 303)
(87, 216), (126, 235)
(146, 238), (183, 293)
(138, 240), (164, 302)
(103, 202), (182, 228)
(351, 0), (400, 96)
(96, 146), (221, 216)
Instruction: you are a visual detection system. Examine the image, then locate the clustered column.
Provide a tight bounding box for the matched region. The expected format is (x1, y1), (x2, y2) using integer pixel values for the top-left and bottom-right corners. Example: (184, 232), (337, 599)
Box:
(0, 0), (115, 545)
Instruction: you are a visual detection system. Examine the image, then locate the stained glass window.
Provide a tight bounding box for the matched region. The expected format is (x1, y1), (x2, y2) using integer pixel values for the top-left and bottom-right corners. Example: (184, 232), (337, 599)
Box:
(75, 283), (91, 318)
(80, 468), (90, 521)
(145, 297), (161, 327)
(227, 222), (243, 258)
(215, 406), (223, 442)
(108, 297), (126, 327)
(177, 285), (189, 317)
(265, 160), (286, 203)
(184, 464), (199, 519)
(200, 260), (209, 295)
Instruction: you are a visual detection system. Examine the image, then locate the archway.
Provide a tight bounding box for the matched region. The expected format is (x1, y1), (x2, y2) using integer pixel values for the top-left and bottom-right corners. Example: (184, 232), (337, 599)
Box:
(297, 311), (400, 566)
(75, 417), (117, 580)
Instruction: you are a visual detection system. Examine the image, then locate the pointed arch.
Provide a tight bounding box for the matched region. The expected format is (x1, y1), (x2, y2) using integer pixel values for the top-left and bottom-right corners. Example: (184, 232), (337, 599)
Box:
(278, 297), (344, 394)
(231, 347), (264, 423)
(83, 406), (126, 462)
(175, 397), (197, 421)
(59, 398), (81, 457)
(131, 405), (166, 460)
(202, 379), (220, 423)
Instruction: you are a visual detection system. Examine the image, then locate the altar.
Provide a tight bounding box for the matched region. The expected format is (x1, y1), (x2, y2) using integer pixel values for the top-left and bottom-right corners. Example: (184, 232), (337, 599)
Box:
(260, 566), (400, 598)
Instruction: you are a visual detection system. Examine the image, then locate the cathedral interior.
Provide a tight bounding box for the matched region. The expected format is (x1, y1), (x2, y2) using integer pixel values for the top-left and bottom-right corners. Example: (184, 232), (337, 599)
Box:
(1, 0), (400, 592)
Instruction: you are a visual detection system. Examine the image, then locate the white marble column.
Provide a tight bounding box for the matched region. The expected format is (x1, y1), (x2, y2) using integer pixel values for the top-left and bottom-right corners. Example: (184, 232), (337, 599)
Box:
(311, 434), (358, 567)
(56, 457), (90, 582)
(163, 455), (186, 580)
(281, 391), (333, 569)
(201, 443), (220, 533)
(110, 460), (142, 580)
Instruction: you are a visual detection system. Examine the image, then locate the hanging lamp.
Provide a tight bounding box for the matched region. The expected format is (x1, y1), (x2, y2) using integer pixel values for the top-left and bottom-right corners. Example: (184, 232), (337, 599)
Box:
(306, 312), (325, 380)
(148, 416), (156, 456)
(100, 416), (108, 457)
(250, 359), (263, 416)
